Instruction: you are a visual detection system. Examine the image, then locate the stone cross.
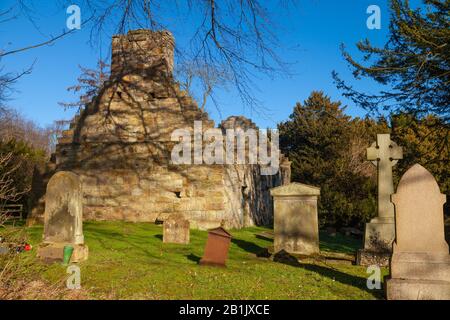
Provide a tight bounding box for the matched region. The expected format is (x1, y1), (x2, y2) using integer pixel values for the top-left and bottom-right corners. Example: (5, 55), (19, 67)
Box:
(357, 133), (403, 265)
(367, 134), (403, 220)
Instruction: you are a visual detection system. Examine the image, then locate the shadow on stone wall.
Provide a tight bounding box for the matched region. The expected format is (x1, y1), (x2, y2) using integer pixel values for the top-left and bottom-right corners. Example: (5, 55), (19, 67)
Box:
(28, 29), (289, 230)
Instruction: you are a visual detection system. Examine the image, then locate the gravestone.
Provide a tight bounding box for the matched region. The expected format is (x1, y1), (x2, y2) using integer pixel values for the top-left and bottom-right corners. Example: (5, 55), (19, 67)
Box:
(386, 164), (450, 300)
(357, 134), (403, 266)
(270, 183), (320, 256)
(28, 30), (290, 230)
(37, 171), (88, 263)
(0, 245), (8, 255)
(163, 214), (190, 244)
(200, 227), (232, 267)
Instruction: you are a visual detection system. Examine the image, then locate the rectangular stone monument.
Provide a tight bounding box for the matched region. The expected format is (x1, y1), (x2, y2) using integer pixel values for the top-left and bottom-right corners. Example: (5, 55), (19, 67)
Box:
(200, 227), (232, 267)
(37, 171), (88, 263)
(0, 245), (8, 255)
(163, 214), (190, 244)
(270, 183), (320, 256)
(385, 164), (450, 300)
(357, 134), (403, 266)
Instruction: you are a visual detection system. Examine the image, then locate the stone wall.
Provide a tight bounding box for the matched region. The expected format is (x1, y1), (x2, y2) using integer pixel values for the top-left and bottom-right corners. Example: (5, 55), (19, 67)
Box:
(220, 116), (290, 227)
(28, 29), (290, 229)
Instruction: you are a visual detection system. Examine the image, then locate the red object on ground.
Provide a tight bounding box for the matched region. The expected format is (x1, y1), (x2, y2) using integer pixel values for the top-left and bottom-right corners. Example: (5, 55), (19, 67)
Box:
(200, 227), (232, 267)
(24, 244), (32, 251)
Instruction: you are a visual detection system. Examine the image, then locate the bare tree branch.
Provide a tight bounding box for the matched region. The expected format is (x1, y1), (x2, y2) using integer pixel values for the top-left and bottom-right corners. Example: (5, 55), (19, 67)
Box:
(0, 15), (94, 58)
(59, 0), (295, 114)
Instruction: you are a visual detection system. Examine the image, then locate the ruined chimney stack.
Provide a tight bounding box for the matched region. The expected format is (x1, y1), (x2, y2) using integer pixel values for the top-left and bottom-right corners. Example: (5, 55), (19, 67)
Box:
(111, 29), (175, 79)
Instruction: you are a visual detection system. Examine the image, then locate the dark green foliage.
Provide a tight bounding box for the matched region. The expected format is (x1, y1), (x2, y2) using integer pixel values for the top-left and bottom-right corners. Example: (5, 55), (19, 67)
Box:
(0, 139), (47, 207)
(333, 0), (449, 217)
(279, 92), (386, 228)
(335, 0), (450, 124)
(390, 113), (450, 215)
(279, 91), (449, 228)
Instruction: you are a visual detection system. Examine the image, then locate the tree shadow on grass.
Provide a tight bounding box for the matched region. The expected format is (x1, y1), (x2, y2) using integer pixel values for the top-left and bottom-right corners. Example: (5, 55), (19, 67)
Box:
(255, 234), (273, 242)
(273, 250), (301, 267)
(154, 234), (163, 241)
(186, 253), (201, 264)
(319, 231), (362, 255)
(273, 251), (383, 299)
(231, 238), (265, 255)
(299, 263), (383, 299)
(86, 228), (164, 260)
(87, 229), (125, 240)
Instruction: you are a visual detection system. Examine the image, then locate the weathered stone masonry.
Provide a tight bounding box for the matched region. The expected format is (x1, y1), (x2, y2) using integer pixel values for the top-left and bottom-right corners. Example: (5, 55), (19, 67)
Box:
(28, 29), (290, 229)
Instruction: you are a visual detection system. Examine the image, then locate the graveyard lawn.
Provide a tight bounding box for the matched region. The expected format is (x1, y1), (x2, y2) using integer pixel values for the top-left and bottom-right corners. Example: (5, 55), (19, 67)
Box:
(4, 222), (387, 300)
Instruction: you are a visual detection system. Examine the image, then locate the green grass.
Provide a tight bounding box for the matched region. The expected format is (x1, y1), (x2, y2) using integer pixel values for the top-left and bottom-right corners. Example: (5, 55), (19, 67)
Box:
(13, 221), (386, 299)
(319, 231), (362, 254)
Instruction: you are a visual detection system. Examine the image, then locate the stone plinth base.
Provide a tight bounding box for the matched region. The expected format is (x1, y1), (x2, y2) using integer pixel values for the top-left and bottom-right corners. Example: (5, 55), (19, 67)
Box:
(356, 249), (390, 267)
(390, 252), (450, 281)
(386, 253), (450, 300)
(363, 217), (395, 252)
(359, 217), (394, 266)
(261, 246), (355, 265)
(385, 278), (450, 300)
(37, 243), (88, 263)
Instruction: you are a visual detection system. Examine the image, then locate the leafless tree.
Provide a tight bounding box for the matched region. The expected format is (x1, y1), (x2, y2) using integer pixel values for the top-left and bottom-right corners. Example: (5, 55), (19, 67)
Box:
(175, 61), (231, 112)
(0, 1), (94, 113)
(0, 153), (27, 208)
(4, 0), (295, 116)
(45, 120), (70, 154)
(51, 0), (295, 114)
(0, 1), (92, 59)
(0, 107), (52, 155)
(0, 61), (33, 112)
(58, 60), (110, 111)
(0, 2), (79, 154)
(0, 152), (38, 301)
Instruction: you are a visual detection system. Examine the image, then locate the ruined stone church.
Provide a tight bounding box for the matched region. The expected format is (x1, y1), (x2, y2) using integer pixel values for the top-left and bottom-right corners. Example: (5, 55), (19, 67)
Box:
(29, 29), (290, 229)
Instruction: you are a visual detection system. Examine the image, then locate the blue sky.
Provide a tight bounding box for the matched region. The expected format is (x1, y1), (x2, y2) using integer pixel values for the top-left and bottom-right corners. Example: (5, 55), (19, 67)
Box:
(2, 0), (400, 129)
